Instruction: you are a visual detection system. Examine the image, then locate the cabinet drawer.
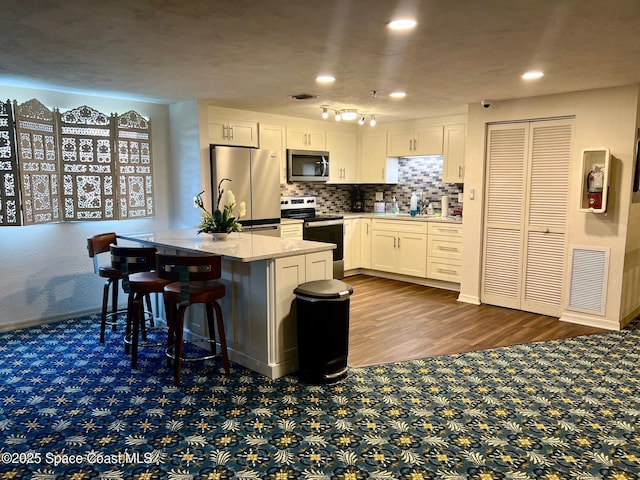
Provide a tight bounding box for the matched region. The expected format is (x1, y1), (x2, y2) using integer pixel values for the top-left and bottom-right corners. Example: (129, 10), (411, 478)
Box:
(428, 236), (462, 259)
(372, 219), (428, 234)
(427, 258), (462, 282)
(428, 222), (463, 237)
(281, 224), (303, 239)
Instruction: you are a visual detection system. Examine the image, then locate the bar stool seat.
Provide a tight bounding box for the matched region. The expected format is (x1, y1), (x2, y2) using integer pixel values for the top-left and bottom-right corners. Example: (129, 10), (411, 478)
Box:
(157, 253), (230, 385)
(87, 232), (126, 343)
(127, 270), (171, 369)
(109, 245), (162, 365)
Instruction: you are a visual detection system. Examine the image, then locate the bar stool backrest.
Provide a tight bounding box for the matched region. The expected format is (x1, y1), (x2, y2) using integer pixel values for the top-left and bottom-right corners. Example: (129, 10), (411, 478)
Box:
(87, 232), (117, 273)
(110, 245), (158, 293)
(156, 253), (222, 305)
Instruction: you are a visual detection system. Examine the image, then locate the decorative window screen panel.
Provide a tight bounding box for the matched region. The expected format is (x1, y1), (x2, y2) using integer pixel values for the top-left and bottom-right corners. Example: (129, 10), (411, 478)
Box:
(59, 105), (115, 221)
(116, 110), (154, 219)
(0, 99), (21, 226)
(14, 98), (61, 225)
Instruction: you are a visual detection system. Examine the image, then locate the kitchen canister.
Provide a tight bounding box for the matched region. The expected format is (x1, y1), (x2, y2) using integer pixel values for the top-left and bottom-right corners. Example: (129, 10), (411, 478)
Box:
(441, 195), (449, 217)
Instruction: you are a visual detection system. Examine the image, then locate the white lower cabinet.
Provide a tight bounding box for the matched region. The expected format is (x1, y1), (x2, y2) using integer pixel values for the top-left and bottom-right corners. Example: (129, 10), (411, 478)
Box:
(280, 222), (303, 239)
(344, 216), (462, 284)
(344, 217), (363, 271)
(272, 250), (332, 375)
(360, 219), (371, 269)
(371, 219), (427, 278)
(426, 223), (463, 282)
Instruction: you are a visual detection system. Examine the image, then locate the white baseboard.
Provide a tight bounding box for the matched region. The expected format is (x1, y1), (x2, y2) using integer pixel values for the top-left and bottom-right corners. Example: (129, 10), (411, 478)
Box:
(344, 268), (460, 292)
(457, 294), (481, 305)
(0, 308), (101, 333)
(559, 311), (620, 331)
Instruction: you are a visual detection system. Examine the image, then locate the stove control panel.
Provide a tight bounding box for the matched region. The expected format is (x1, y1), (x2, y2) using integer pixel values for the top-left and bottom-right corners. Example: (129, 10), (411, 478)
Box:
(280, 196), (316, 210)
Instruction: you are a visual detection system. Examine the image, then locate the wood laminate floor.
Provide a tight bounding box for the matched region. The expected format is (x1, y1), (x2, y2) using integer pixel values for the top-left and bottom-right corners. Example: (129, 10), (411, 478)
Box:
(346, 274), (609, 367)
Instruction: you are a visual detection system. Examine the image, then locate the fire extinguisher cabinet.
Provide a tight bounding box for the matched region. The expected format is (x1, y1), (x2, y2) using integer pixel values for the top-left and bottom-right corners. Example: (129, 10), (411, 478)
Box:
(294, 279), (353, 384)
(579, 148), (610, 213)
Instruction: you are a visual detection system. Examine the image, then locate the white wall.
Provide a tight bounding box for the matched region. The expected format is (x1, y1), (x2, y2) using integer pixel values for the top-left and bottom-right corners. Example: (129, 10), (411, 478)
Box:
(621, 92), (640, 325)
(0, 85), (172, 331)
(459, 85), (640, 330)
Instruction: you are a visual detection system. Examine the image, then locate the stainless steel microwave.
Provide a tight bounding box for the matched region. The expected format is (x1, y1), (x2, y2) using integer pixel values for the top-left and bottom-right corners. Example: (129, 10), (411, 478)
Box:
(287, 149), (330, 182)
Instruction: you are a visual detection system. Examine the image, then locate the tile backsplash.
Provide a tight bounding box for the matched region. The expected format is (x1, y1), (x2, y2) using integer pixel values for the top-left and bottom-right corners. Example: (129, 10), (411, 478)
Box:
(281, 156), (463, 215)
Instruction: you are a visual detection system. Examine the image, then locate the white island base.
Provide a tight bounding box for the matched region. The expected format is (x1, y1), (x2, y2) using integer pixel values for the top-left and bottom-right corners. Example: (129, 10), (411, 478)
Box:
(119, 230), (334, 379)
(217, 252), (334, 378)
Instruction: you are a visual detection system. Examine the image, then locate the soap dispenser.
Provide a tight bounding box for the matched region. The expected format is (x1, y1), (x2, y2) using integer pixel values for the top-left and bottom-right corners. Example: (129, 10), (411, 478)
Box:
(410, 193), (419, 216)
(392, 196), (399, 214)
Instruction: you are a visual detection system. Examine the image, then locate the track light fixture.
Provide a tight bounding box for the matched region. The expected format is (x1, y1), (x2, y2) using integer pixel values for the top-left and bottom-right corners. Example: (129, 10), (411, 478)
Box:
(319, 106), (377, 126)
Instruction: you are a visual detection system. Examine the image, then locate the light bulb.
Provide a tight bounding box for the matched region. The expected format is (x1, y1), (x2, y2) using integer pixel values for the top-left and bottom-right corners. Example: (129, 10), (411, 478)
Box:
(321, 107), (328, 119)
(369, 116), (377, 126)
(387, 19), (417, 30)
(341, 109), (358, 121)
(358, 116), (365, 125)
(335, 111), (341, 121)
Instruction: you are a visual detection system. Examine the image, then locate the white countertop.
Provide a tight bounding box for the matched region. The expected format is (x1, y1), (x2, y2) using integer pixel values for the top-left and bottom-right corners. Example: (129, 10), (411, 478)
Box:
(118, 228), (335, 262)
(341, 212), (463, 224)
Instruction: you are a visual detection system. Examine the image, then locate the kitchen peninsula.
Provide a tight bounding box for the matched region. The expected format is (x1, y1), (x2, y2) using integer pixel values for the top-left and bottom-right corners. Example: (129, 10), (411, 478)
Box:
(119, 229), (335, 379)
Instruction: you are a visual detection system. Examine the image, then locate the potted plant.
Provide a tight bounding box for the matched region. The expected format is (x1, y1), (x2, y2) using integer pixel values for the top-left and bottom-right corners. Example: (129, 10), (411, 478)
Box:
(194, 178), (246, 240)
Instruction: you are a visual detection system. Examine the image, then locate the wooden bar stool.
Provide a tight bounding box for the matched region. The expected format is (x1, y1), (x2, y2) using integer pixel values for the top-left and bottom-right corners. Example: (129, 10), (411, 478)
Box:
(109, 245), (163, 365)
(87, 232), (126, 343)
(157, 253), (230, 385)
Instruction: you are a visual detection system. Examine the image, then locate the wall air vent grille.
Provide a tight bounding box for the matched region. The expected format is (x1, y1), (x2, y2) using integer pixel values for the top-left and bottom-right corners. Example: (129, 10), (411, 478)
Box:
(288, 93), (318, 100)
(566, 246), (609, 316)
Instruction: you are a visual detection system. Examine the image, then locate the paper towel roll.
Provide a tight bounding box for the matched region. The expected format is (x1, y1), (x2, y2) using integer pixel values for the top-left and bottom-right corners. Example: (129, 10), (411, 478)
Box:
(441, 195), (449, 218)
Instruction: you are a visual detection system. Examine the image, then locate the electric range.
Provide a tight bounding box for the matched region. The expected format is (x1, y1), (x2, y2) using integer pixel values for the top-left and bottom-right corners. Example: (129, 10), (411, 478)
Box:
(281, 196), (344, 278)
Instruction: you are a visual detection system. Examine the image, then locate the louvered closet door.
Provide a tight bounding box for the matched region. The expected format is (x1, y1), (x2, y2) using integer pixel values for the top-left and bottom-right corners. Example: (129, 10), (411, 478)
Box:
(482, 124), (528, 309)
(482, 119), (572, 316)
(521, 120), (572, 316)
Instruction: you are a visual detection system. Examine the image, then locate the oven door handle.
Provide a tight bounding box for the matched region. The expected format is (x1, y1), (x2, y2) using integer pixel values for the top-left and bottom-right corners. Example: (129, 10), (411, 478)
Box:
(304, 220), (343, 228)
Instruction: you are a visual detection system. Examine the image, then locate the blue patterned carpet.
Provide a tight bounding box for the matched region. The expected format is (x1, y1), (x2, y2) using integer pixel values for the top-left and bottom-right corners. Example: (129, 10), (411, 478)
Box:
(1, 315), (640, 479)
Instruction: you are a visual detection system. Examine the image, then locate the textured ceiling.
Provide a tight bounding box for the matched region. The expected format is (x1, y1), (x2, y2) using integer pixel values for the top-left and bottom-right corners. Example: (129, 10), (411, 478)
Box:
(1, 0), (639, 123)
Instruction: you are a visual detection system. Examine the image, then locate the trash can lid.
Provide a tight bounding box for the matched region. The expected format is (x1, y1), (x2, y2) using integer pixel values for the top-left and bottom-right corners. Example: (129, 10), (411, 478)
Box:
(294, 279), (354, 299)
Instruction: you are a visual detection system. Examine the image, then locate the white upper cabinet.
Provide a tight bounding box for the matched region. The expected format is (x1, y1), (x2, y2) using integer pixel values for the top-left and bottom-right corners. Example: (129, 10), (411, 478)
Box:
(286, 123), (326, 150)
(359, 130), (398, 184)
(326, 129), (358, 183)
(258, 123), (287, 184)
(442, 123), (466, 183)
(387, 125), (443, 156)
(208, 117), (258, 147)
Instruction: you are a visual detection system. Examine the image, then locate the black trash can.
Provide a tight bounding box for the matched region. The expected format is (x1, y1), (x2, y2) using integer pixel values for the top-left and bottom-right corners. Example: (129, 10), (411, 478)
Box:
(294, 279), (353, 384)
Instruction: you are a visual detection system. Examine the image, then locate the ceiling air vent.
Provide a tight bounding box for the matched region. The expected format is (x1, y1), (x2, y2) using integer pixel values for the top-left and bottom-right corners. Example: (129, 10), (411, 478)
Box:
(288, 93), (318, 100)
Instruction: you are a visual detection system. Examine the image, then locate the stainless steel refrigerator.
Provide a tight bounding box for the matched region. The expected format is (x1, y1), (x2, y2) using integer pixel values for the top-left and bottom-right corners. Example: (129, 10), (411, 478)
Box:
(210, 145), (281, 236)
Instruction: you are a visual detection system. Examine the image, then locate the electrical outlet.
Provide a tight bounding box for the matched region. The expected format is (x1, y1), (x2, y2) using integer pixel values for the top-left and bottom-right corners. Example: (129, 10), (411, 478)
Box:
(375, 192), (383, 201)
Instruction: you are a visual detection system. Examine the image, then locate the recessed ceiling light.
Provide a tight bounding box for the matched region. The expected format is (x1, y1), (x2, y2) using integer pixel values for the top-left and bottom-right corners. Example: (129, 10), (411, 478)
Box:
(316, 75), (336, 83)
(387, 19), (417, 30)
(389, 91), (406, 98)
(522, 71), (544, 80)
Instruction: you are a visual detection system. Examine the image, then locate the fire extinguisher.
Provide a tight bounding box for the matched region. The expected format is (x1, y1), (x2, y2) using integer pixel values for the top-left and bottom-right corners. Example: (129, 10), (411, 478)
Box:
(587, 165), (604, 209)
